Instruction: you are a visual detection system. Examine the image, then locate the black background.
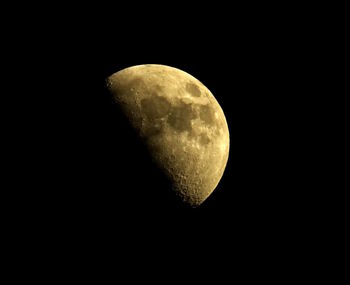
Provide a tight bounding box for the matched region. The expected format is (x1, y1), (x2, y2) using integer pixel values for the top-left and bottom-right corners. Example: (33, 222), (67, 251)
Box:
(8, 6), (325, 278)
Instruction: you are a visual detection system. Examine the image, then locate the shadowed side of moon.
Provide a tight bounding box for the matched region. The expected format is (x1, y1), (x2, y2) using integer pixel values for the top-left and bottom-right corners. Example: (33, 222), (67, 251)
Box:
(107, 64), (230, 207)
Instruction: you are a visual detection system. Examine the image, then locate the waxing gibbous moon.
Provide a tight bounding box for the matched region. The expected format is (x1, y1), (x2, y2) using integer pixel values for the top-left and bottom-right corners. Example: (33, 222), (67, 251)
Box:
(106, 64), (229, 207)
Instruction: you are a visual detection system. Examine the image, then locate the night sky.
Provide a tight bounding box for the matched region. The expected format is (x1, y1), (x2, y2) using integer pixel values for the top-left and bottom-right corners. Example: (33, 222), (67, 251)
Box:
(14, 11), (316, 276)
(1, 1), (333, 281)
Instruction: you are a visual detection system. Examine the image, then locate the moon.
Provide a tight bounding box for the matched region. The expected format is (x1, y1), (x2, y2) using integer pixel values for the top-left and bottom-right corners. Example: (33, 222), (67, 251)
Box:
(106, 64), (229, 207)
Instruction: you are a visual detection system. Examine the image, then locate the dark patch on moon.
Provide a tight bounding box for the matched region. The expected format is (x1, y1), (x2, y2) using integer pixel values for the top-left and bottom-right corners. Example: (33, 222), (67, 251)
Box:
(199, 104), (215, 125)
(168, 102), (197, 132)
(141, 95), (171, 120)
(199, 133), (211, 145)
(186, 82), (201, 97)
(155, 84), (164, 92)
(142, 122), (163, 137)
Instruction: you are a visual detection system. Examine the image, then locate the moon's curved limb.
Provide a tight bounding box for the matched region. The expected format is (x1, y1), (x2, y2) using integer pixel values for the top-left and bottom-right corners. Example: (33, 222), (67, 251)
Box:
(107, 64), (229, 207)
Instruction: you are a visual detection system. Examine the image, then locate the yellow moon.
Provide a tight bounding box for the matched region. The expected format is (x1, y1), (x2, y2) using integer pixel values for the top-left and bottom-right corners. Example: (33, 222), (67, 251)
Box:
(107, 64), (229, 207)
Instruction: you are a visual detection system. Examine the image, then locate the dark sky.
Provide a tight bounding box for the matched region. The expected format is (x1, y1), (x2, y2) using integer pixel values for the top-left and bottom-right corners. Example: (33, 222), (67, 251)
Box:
(12, 10), (320, 276)
(2, 2), (335, 281)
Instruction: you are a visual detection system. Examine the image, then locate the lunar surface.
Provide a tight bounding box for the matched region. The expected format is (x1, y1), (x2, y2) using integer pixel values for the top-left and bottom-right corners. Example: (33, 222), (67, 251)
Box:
(106, 64), (229, 207)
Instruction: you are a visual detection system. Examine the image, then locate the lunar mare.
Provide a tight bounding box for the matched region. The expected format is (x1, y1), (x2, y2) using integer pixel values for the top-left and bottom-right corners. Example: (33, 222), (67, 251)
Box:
(107, 64), (229, 207)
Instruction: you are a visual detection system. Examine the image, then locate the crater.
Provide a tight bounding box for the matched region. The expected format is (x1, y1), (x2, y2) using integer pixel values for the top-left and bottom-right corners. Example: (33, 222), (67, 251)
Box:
(141, 95), (171, 120)
(199, 104), (215, 125)
(155, 84), (164, 92)
(199, 133), (211, 145)
(186, 82), (201, 97)
(168, 102), (197, 132)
